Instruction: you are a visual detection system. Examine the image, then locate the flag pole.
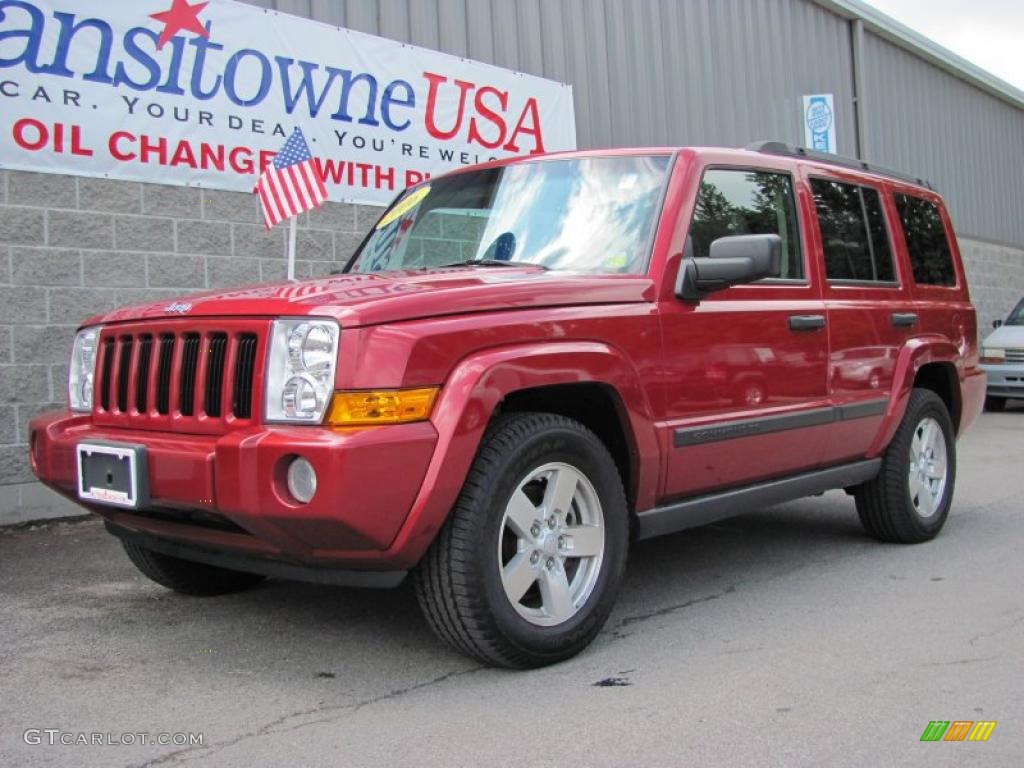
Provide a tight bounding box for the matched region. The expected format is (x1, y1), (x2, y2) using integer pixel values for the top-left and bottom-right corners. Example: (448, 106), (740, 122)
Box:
(286, 215), (297, 281)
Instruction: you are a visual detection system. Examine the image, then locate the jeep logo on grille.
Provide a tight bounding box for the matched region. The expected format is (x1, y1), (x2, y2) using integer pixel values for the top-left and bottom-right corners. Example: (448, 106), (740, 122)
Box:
(163, 302), (192, 314)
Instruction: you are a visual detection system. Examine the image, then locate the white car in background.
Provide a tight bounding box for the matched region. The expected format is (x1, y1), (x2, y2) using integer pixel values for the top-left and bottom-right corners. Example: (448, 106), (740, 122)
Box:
(980, 298), (1024, 411)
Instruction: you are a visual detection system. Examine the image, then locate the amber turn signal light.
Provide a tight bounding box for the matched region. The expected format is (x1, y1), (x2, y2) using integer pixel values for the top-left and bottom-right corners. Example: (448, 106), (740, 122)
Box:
(326, 387), (438, 426)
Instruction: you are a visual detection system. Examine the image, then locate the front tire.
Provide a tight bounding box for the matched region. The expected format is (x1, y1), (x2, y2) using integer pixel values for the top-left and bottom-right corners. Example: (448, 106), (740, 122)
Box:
(414, 413), (629, 669)
(854, 388), (956, 543)
(122, 541), (266, 596)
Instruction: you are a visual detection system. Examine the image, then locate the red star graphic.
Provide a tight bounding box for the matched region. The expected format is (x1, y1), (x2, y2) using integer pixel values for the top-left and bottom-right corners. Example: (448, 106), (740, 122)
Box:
(149, 0), (209, 50)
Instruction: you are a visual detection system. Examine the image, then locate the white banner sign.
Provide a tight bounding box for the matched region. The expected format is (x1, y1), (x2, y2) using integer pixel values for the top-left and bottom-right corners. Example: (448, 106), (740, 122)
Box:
(0, 0), (577, 205)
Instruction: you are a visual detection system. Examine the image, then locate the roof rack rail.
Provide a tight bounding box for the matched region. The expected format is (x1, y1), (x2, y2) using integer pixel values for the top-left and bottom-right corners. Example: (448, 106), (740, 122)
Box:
(745, 141), (934, 190)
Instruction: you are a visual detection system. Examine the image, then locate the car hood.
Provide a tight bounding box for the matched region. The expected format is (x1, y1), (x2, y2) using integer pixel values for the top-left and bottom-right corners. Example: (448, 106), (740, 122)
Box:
(89, 268), (656, 328)
(981, 324), (1024, 349)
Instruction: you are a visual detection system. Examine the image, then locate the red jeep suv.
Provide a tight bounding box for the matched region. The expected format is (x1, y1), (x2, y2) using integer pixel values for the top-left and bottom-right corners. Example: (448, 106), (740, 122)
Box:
(30, 142), (985, 668)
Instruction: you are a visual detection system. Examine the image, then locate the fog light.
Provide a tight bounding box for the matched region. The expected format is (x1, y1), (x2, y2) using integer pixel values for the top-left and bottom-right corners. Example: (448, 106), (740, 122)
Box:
(286, 457), (317, 504)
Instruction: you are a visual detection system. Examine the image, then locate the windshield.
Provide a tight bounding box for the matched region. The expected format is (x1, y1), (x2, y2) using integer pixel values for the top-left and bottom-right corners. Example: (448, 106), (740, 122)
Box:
(1008, 299), (1024, 326)
(348, 155), (672, 274)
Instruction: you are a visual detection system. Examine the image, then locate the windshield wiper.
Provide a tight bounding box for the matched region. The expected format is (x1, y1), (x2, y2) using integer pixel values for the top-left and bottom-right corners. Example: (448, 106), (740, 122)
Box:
(436, 258), (549, 271)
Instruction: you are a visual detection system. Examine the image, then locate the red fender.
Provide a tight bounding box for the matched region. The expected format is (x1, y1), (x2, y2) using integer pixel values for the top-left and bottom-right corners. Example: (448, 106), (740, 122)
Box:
(379, 341), (659, 568)
(868, 336), (963, 457)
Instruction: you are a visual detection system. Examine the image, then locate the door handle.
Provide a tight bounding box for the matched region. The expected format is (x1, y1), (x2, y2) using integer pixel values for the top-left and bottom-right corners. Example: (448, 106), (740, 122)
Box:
(788, 314), (826, 331)
(891, 312), (919, 328)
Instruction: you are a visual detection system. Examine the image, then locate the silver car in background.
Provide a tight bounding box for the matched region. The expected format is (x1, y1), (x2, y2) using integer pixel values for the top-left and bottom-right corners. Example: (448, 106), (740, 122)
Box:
(981, 297), (1024, 411)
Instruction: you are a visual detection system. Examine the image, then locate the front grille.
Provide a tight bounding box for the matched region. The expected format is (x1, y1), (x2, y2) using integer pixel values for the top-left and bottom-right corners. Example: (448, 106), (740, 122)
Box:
(1006, 348), (1024, 364)
(94, 321), (266, 434)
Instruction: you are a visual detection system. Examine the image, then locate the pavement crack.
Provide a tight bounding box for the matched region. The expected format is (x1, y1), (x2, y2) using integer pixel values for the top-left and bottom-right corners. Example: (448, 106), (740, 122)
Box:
(968, 614), (1024, 647)
(917, 656), (998, 667)
(719, 645), (765, 656)
(335, 665), (482, 718)
(614, 585), (737, 629)
(130, 665), (483, 768)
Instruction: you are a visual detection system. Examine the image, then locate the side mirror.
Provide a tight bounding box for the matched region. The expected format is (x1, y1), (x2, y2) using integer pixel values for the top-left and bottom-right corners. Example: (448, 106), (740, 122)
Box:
(675, 234), (782, 301)
(993, 319), (1004, 329)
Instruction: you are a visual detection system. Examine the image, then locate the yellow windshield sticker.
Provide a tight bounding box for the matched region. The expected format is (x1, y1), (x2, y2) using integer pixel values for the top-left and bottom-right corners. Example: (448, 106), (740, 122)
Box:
(376, 185), (431, 230)
(604, 252), (628, 271)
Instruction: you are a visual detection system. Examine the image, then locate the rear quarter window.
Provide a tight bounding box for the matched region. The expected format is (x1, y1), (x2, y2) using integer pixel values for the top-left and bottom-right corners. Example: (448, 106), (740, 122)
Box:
(894, 194), (957, 286)
(810, 178), (895, 283)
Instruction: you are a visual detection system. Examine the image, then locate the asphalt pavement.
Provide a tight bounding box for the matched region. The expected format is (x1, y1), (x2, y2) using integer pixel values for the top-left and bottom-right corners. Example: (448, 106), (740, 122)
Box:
(2, 409), (1022, 768)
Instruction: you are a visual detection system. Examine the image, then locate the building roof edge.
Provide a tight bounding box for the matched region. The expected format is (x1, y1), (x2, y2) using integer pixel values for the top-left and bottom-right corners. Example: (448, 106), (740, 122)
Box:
(813, 0), (1024, 112)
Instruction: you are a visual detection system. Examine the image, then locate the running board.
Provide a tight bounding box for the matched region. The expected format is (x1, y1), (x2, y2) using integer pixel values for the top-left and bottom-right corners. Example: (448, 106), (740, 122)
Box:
(635, 459), (882, 541)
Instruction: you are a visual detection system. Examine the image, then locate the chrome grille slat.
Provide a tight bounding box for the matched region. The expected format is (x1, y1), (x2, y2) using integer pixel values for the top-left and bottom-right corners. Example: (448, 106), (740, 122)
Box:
(1005, 348), (1024, 364)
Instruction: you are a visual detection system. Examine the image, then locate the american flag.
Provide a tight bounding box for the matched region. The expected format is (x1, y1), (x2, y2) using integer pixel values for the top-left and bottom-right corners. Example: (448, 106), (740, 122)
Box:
(254, 128), (327, 229)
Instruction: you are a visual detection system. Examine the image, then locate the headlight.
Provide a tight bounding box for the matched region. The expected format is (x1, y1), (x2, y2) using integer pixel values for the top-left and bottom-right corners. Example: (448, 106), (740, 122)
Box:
(980, 347), (1006, 365)
(68, 327), (101, 412)
(264, 318), (340, 422)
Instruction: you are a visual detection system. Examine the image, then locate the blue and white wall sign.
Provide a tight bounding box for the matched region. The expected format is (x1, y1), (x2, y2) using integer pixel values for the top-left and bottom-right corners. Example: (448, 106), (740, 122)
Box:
(802, 94), (836, 154)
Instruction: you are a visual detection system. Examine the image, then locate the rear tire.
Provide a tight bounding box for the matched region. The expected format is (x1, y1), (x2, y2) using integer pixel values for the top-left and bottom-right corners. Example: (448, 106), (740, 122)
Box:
(854, 388), (956, 543)
(414, 412), (629, 669)
(122, 541), (266, 596)
(984, 395), (1006, 412)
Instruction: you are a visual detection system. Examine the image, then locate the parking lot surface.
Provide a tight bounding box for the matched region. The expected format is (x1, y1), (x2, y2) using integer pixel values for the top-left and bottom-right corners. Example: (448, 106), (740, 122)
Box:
(2, 410), (1022, 768)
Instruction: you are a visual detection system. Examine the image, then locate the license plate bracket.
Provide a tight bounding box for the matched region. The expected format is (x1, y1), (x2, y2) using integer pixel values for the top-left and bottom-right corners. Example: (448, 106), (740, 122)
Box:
(77, 441), (149, 509)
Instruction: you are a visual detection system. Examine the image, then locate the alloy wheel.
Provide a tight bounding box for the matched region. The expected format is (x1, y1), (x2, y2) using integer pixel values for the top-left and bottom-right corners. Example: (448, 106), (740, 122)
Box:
(497, 462), (606, 627)
(908, 416), (948, 518)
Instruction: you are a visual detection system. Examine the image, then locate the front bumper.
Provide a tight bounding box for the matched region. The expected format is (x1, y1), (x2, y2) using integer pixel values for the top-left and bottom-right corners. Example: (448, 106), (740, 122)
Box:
(29, 412), (438, 573)
(981, 362), (1024, 399)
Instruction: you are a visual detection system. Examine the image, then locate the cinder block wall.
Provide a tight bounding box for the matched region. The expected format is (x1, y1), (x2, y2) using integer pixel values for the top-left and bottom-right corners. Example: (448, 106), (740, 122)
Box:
(0, 169), (375, 524)
(959, 238), (1024, 338)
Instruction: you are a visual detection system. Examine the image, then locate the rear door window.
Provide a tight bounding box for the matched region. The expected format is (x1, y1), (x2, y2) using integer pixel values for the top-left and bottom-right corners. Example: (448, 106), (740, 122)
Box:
(688, 168), (804, 279)
(811, 178), (896, 283)
(894, 194), (956, 286)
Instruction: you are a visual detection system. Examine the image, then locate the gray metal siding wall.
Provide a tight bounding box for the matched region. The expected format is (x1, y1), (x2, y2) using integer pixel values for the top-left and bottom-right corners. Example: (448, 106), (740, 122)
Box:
(246, 0), (859, 153)
(860, 32), (1024, 245)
